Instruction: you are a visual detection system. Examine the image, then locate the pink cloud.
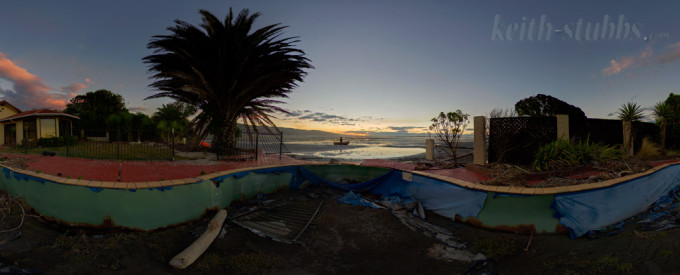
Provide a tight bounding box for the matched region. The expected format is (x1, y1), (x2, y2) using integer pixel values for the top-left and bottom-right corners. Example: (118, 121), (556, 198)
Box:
(602, 56), (635, 76)
(603, 41), (680, 77)
(602, 45), (653, 76)
(0, 52), (76, 110)
(60, 82), (87, 94)
(658, 42), (680, 64)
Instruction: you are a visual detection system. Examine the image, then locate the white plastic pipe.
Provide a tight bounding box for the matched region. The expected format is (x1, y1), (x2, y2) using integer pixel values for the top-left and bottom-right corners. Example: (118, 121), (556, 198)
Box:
(169, 209), (227, 269)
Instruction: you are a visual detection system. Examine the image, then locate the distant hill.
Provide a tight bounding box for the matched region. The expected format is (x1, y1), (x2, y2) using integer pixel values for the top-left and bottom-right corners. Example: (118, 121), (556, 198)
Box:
(237, 124), (339, 140)
(278, 126), (340, 139)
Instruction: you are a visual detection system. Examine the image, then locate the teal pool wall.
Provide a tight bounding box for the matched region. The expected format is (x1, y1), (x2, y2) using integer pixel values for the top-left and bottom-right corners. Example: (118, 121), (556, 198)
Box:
(0, 167), (294, 230)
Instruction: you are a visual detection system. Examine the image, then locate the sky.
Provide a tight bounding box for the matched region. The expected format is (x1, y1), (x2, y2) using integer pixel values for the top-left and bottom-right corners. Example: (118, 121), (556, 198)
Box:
(1, 0), (679, 135)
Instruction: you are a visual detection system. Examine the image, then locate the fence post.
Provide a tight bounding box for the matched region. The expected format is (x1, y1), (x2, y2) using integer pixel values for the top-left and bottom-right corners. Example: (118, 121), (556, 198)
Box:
(255, 133), (259, 161)
(556, 114), (569, 140)
(171, 128), (175, 161)
(23, 128), (27, 155)
(66, 133), (70, 157)
(425, 139), (435, 160)
(116, 127), (120, 160)
(473, 116), (486, 165)
(279, 132), (283, 159)
(215, 137), (219, 162)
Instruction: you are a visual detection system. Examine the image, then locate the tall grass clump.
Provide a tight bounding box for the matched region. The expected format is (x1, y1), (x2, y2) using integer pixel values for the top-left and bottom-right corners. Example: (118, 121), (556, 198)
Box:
(636, 137), (662, 159)
(533, 137), (621, 171)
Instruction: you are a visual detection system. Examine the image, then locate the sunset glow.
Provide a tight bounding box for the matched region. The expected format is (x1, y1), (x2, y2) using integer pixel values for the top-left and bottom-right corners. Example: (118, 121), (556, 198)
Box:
(1, 1), (678, 133)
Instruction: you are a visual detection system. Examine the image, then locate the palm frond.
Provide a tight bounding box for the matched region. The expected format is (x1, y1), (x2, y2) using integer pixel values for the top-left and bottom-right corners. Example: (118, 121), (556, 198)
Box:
(617, 102), (644, 122)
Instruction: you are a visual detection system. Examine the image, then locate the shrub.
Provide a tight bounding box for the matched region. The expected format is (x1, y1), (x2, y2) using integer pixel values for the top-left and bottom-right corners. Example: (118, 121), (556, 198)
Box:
(38, 136), (79, 147)
(533, 137), (621, 171)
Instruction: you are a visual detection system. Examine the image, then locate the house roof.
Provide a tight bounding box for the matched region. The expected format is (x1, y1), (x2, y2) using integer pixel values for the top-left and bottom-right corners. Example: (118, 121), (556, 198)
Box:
(0, 100), (22, 113)
(0, 109), (80, 122)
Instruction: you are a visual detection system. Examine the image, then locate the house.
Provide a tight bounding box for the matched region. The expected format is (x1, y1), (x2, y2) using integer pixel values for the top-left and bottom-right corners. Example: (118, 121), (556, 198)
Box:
(0, 101), (79, 146)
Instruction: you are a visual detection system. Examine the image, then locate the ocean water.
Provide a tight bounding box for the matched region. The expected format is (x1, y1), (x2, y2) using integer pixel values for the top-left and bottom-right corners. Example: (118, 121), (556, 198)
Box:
(284, 135), (473, 160)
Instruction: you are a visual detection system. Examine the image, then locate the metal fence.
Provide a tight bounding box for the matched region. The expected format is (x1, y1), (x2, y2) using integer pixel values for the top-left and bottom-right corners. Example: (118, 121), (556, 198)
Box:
(217, 132), (291, 161)
(21, 128), (174, 161)
(21, 128), (290, 161)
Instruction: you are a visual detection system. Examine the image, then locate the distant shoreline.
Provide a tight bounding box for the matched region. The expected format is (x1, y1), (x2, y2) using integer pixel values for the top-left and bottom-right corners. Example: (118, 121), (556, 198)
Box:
(288, 144), (473, 163)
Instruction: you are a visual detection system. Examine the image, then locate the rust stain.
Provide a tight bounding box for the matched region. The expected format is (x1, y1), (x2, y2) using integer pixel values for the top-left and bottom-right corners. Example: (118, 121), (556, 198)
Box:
(458, 215), (541, 235)
(23, 204), (223, 232)
(555, 223), (569, 234)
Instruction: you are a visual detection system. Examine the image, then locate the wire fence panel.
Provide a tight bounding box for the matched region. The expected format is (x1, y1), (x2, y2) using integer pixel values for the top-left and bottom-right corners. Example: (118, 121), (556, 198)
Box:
(488, 117), (557, 165)
(21, 128), (290, 162)
(21, 128), (173, 161)
(66, 141), (173, 161)
(217, 132), (290, 160)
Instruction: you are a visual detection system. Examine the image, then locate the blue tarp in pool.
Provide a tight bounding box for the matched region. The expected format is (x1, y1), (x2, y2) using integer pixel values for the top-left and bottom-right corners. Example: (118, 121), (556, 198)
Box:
(554, 164), (680, 237)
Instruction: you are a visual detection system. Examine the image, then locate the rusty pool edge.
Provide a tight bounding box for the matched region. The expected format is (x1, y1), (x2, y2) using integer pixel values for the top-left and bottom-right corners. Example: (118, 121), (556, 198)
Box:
(1, 159), (679, 195)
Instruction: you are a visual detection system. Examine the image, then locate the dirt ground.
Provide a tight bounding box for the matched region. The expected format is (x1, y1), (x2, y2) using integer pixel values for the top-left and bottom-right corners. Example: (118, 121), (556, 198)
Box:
(2, 187), (680, 275)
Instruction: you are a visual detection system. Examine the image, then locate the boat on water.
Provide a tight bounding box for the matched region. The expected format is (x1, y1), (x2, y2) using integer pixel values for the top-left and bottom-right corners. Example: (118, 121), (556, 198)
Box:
(334, 137), (350, 145)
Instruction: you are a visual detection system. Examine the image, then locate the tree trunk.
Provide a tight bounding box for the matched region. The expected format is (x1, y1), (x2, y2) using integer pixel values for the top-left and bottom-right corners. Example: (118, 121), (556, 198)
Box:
(662, 120), (667, 149)
(213, 120), (238, 156)
(622, 121), (633, 156)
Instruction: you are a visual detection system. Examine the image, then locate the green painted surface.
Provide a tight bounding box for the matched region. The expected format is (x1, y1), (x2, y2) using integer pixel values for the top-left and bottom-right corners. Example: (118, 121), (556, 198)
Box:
(0, 164), (562, 233)
(474, 192), (560, 233)
(0, 168), (292, 230)
(303, 165), (390, 183)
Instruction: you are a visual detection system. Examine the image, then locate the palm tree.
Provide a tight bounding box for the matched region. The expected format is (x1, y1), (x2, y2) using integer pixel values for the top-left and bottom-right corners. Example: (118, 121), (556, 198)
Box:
(152, 101), (197, 141)
(617, 102), (645, 121)
(653, 101), (670, 148)
(143, 8), (312, 154)
(618, 102), (645, 156)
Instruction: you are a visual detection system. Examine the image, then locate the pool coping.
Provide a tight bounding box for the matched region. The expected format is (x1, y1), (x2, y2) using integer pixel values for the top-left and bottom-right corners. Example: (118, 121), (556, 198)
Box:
(1, 160), (678, 195)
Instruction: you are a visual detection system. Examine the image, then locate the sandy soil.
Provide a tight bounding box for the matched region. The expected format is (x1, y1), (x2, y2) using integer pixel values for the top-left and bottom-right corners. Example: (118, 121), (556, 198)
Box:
(2, 188), (679, 274)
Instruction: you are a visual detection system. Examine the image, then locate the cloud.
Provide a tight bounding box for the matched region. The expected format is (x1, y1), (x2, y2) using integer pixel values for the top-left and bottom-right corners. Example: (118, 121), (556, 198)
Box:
(603, 56), (636, 76)
(387, 126), (423, 133)
(284, 110), (305, 117)
(0, 52), (79, 110)
(602, 45), (652, 76)
(59, 82), (87, 96)
(345, 130), (371, 135)
(658, 42), (680, 64)
(283, 110), (364, 125)
(603, 41), (680, 77)
(128, 105), (147, 113)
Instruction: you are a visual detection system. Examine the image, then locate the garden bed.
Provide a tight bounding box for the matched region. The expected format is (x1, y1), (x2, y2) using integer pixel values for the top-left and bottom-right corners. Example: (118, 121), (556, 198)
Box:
(468, 159), (654, 188)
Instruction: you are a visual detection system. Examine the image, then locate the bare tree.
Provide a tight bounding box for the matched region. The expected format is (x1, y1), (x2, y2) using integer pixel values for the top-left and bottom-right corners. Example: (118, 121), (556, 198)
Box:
(429, 110), (469, 163)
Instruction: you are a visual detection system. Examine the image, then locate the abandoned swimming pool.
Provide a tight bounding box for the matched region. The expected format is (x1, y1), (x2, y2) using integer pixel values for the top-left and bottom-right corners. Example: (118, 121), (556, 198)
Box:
(0, 162), (679, 237)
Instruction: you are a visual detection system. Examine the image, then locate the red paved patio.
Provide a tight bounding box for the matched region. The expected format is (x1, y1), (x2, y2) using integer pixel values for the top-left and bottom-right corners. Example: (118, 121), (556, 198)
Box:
(361, 159), (490, 183)
(2, 153), (314, 182)
(3, 153), (677, 185)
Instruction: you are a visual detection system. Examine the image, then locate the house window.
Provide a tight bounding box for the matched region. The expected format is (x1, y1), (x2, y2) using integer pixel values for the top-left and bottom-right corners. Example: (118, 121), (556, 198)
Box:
(59, 119), (71, 137)
(23, 119), (37, 145)
(40, 118), (57, 138)
(4, 124), (16, 145)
